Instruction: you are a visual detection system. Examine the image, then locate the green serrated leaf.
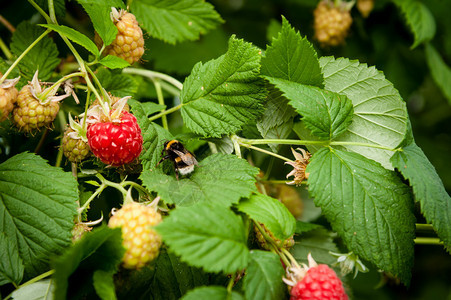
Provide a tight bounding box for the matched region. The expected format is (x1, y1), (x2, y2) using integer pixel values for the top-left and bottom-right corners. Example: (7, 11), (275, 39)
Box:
(11, 279), (54, 300)
(182, 286), (244, 300)
(391, 143), (451, 252)
(147, 249), (209, 299)
(137, 122), (173, 171)
(0, 233), (24, 286)
(141, 154), (258, 207)
(291, 228), (339, 265)
(320, 56), (408, 169)
(93, 270), (117, 300)
(130, 0), (223, 44)
(295, 221), (321, 234)
(99, 55), (130, 69)
(266, 78), (354, 140)
(0, 153), (77, 278)
(237, 193), (296, 241)
(156, 203), (249, 273)
(129, 99), (166, 124)
(75, 0), (125, 46)
(394, 0), (436, 49)
(96, 68), (139, 97)
(261, 16), (323, 87)
(10, 22), (60, 81)
(243, 250), (285, 300)
(257, 87), (296, 151)
(52, 226), (124, 300)
(39, 24), (99, 56)
(307, 148), (415, 284)
(425, 43), (451, 105)
(181, 36), (267, 137)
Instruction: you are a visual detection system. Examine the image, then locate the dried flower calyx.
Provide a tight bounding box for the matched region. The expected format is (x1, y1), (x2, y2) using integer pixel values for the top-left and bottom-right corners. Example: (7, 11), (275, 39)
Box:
(285, 148), (311, 186)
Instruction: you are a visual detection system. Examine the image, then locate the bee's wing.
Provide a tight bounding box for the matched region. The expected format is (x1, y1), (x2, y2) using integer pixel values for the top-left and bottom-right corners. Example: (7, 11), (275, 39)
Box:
(173, 149), (199, 166)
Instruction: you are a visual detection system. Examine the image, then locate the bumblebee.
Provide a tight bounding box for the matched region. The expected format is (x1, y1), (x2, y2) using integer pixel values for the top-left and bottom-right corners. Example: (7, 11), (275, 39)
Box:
(157, 140), (198, 179)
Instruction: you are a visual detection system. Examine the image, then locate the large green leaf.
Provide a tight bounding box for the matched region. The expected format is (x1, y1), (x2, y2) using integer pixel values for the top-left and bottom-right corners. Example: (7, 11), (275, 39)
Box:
(39, 24), (99, 56)
(10, 22), (60, 81)
(93, 270), (117, 300)
(261, 16), (323, 87)
(243, 251), (285, 300)
(425, 43), (451, 105)
(291, 228), (339, 266)
(180, 36), (267, 137)
(0, 153), (77, 278)
(0, 233), (24, 286)
(265, 78), (354, 140)
(320, 57), (408, 169)
(140, 154), (258, 207)
(156, 203), (249, 274)
(182, 286), (244, 300)
(75, 0), (125, 46)
(96, 68), (139, 97)
(391, 142), (451, 252)
(393, 0), (436, 49)
(130, 0), (223, 44)
(237, 193), (296, 241)
(307, 148), (415, 284)
(52, 226), (124, 300)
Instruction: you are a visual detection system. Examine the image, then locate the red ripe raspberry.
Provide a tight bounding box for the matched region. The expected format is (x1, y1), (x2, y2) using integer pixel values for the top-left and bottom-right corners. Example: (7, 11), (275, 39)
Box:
(291, 264), (348, 300)
(87, 110), (142, 166)
(285, 254), (348, 300)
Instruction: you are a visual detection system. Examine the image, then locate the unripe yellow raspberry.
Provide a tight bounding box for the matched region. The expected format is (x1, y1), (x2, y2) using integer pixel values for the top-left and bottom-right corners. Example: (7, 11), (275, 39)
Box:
(62, 127), (91, 163)
(12, 85), (59, 132)
(313, 0), (353, 47)
(0, 84), (18, 122)
(95, 9), (145, 64)
(108, 202), (162, 269)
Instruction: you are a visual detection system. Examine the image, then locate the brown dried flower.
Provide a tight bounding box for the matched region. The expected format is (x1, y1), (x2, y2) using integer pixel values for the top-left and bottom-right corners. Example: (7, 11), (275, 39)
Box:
(285, 148), (311, 186)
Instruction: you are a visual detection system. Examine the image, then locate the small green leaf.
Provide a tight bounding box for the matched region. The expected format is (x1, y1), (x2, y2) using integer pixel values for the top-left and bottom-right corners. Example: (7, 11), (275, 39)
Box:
(320, 56), (408, 169)
(0, 153), (78, 278)
(147, 249), (209, 299)
(391, 142), (451, 252)
(130, 0), (224, 44)
(425, 43), (451, 105)
(266, 78), (354, 140)
(138, 122), (174, 171)
(261, 16), (323, 87)
(156, 203), (249, 273)
(99, 55), (130, 69)
(11, 279), (54, 299)
(243, 250), (285, 300)
(307, 148), (415, 284)
(181, 36), (267, 137)
(75, 0), (125, 46)
(394, 0), (436, 49)
(0, 233), (24, 286)
(39, 24), (99, 56)
(96, 68), (139, 97)
(237, 193), (296, 241)
(52, 226), (124, 300)
(295, 221), (321, 234)
(93, 270), (117, 300)
(291, 228), (339, 265)
(182, 286), (244, 300)
(129, 99), (166, 121)
(140, 154), (258, 207)
(10, 22), (60, 81)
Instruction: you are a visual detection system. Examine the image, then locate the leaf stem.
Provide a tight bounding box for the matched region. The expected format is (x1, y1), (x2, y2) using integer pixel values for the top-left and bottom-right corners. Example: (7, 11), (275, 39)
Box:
(40, 72), (84, 100)
(242, 144), (292, 162)
(0, 14), (15, 33)
(78, 182), (106, 214)
(5, 269), (55, 299)
(152, 79), (168, 130)
(0, 36), (12, 59)
(148, 104), (183, 122)
(0, 28), (51, 84)
(415, 223), (435, 231)
(47, 0), (56, 23)
(329, 141), (397, 151)
(414, 237), (443, 245)
(123, 68), (184, 90)
(34, 129), (49, 154)
(28, 0), (52, 23)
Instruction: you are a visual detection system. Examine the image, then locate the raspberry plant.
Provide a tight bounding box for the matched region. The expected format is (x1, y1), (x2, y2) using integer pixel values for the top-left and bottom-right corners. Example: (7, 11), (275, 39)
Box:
(0, 0), (450, 299)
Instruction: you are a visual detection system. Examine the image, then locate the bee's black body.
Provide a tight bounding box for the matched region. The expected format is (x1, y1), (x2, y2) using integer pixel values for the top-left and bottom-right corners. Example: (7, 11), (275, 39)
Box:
(157, 140), (198, 179)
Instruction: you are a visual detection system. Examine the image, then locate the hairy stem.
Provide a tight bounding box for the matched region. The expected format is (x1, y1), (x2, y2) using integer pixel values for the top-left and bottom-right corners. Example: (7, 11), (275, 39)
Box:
(148, 103), (183, 122)
(152, 79), (168, 130)
(123, 68), (184, 90)
(0, 36), (12, 59)
(414, 237), (443, 245)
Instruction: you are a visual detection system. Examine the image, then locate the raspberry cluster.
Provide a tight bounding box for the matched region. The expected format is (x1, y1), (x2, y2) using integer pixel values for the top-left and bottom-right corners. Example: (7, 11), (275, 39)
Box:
(313, 0), (353, 47)
(108, 202), (162, 269)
